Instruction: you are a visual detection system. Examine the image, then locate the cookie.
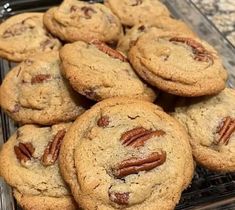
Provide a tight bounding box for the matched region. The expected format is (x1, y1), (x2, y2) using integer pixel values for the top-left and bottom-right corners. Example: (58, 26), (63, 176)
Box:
(173, 88), (235, 172)
(0, 13), (61, 62)
(59, 40), (157, 102)
(43, 0), (122, 43)
(0, 51), (88, 125)
(60, 97), (194, 210)
(105, 0), (170, 27)
(129, 28), (228, 96)
(0, 124), (78, 210)
(117, 17), (195, 55)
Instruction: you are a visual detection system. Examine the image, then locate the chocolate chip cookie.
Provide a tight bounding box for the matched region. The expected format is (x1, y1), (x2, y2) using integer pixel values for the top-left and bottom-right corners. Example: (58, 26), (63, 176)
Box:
(0, 51), (88, 125)
(129, 28), (228, 96)
(44, 0), (122, 43)
(105, 0), (170, 27)
(173, 88), (235, 172)
(0, 13), (61, 62)
(117, 17), (195, 55)
(0, 124), (78, 210)
(60, 97), (194, 210)
(59, 40), (156, 102)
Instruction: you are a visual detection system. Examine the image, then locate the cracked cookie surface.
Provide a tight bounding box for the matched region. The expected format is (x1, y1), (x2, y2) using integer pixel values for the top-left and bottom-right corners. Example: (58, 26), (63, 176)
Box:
(0, 13), (61, 62)
(128, 28), (227, 96)
(0, 124), (78, 210)
(44, 0), (122, 43)
(59, 40), (156, 102)
(117, 17), (195, 55)
(0, 51), (88, 125)
(105, 0), (170, 26)
(173, 88), (235, 172)
(60, 97), (194, 210)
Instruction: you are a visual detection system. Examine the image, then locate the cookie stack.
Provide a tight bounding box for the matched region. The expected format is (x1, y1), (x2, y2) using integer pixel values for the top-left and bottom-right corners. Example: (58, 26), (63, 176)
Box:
(0, 0), (234, 210)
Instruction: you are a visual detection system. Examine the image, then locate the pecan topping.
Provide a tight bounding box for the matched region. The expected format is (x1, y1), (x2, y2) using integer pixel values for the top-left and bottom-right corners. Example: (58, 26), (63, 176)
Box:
(14, 142), (35, 164)
(215, 117), (235, 145)
(120, 127), (165, 148)
(2, 22), (34, 38)
(97, 116), (109, 127)
(109, 191), (129, 205)
(90, 40), (127, 62)
(113, 151), (166, 178)
(169, 37), (214, 63)
(41, 129), (66, 166)
(131, 0), (143, 6)
(81, 6), (96, 19)
(31, 74), (51, 84)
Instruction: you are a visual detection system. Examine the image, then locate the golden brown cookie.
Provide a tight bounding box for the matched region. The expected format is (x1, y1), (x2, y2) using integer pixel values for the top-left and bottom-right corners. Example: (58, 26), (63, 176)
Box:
(129, 28), (227, 96)
(105, 0), (170, 26)
(173, 88), (235, 172)
(44, 0), (122, 43)
(0, 51), (88, 125)
(59, 40), (157, 102)
(0, 124), (78, 210)
(0, 13), (61, 61)
(60, 97), (194, 210)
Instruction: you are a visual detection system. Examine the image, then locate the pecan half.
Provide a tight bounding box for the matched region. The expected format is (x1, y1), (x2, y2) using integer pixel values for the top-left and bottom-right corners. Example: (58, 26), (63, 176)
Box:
(97, 116), (109, 127)
(2, 22), (34, 38)
(215, 117), (235, 145)
(41, 129), (66, 166)
(109, 191), (129, 205)
(169, 37), (214, 63)
(81, 6), (96, 19)
(31, 74), (51, 84)
(90, 40), (127, 62)
(131, 0), (143, 6)
(113, 151), (166, 178)
(14, 142), (35, 164)
(120, 127), (165, 148)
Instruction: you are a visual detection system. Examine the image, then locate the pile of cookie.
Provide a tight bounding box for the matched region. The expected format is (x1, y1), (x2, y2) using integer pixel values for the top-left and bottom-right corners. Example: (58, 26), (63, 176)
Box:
(0, 0), (234, 210)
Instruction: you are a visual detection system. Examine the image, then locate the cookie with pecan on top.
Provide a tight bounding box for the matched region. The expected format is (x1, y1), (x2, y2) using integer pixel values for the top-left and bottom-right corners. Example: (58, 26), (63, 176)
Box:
(0, 51), (89, 125)
(43, 0), (122, 43)
(0, 13), (61, 62)
(59, 40), (156, 102)
(128, 28), (228, 96)
(59, 97), (194, 210)
(173, 88), (235, 172)
(0, 124), (78, 210)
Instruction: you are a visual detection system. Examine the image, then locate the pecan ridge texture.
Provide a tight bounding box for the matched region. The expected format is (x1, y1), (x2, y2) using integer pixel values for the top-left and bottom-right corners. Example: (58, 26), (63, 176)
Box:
(120, 127), (165, 148)
(215, 116), (235, 145)
(90, 39), (127, 62)
(14, 142), (35, 164)
(113, 151), (166, 178)
(41, 129), (66, 166)
(169, 37), (214, 63)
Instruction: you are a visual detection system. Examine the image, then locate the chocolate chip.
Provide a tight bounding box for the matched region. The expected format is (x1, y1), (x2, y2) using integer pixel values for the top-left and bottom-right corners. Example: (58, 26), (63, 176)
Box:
(138, 25), (145, 32)
(31, 74), (51, 84)
(97, 116), (110, 127)
(109, 191), (129, 205)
